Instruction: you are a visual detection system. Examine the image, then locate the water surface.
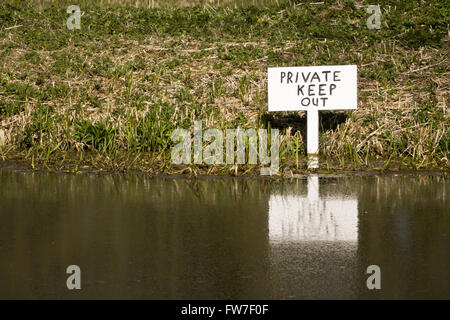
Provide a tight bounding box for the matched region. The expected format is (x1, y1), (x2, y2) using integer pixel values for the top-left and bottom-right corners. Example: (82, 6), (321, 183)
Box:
(0, 170), (448, 299)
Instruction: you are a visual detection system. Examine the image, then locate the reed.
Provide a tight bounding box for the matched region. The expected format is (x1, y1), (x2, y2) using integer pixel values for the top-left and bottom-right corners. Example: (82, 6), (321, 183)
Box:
(0, 0), (448, 175)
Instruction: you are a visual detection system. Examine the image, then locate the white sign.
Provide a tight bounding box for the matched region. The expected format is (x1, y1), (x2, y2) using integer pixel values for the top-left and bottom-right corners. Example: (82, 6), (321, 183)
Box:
(268, 65), (357, 111)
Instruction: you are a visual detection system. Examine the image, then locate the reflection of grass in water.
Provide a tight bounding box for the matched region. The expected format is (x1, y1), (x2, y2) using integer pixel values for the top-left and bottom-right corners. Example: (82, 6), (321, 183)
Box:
(0, 169), (272, 207)
(359, 174), (450, 299)
(0, 0), (448, 174)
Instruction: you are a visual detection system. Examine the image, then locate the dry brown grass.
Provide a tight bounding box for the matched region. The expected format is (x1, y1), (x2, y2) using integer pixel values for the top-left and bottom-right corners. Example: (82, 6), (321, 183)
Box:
(0, 1), (448, 175)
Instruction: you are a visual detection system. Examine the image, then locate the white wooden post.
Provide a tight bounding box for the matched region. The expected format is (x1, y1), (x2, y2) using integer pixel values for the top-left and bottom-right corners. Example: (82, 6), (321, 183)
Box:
(307, 108), (319, 154)
(307, 108), (319, 169)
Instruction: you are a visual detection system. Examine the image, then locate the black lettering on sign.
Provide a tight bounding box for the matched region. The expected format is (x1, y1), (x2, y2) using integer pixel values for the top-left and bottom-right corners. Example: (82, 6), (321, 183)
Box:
(319, 84), (326, 96)
(330, 84), (337, 95)
(302, 72), (311, 82)
(287, 72), (293, 83)
(282, 68), (344, 108)
(311, 72), (320, 82)
(300, 97), (329, 107)
(333, 71), (341, 81)
(301, 98), (310, 106)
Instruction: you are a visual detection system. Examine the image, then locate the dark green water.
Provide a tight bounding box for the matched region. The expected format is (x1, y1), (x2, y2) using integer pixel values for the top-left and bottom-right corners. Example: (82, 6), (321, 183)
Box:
(0, 170), (448, 299)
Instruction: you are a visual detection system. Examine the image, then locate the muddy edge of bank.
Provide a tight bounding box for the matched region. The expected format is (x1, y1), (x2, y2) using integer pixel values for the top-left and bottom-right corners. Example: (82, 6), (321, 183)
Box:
(1, 158), (448, 179)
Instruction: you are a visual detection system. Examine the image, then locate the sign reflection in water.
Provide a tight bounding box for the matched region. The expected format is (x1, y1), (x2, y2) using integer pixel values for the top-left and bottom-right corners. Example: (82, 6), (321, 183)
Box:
(267, 175), (360, 299)
(269, 176), (358, 242)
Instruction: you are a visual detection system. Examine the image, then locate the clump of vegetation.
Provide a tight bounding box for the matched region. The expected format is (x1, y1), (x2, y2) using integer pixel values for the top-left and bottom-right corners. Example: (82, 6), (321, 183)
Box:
(0, 0), (448, 175)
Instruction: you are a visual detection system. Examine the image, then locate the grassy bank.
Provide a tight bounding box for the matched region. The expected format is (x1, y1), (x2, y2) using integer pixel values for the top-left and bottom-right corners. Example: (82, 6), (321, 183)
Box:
(0, 0), (448, 175)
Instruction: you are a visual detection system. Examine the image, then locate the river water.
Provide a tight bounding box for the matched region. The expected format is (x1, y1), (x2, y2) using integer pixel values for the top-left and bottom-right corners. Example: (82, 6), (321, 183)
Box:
(0, 170), (448, 299)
